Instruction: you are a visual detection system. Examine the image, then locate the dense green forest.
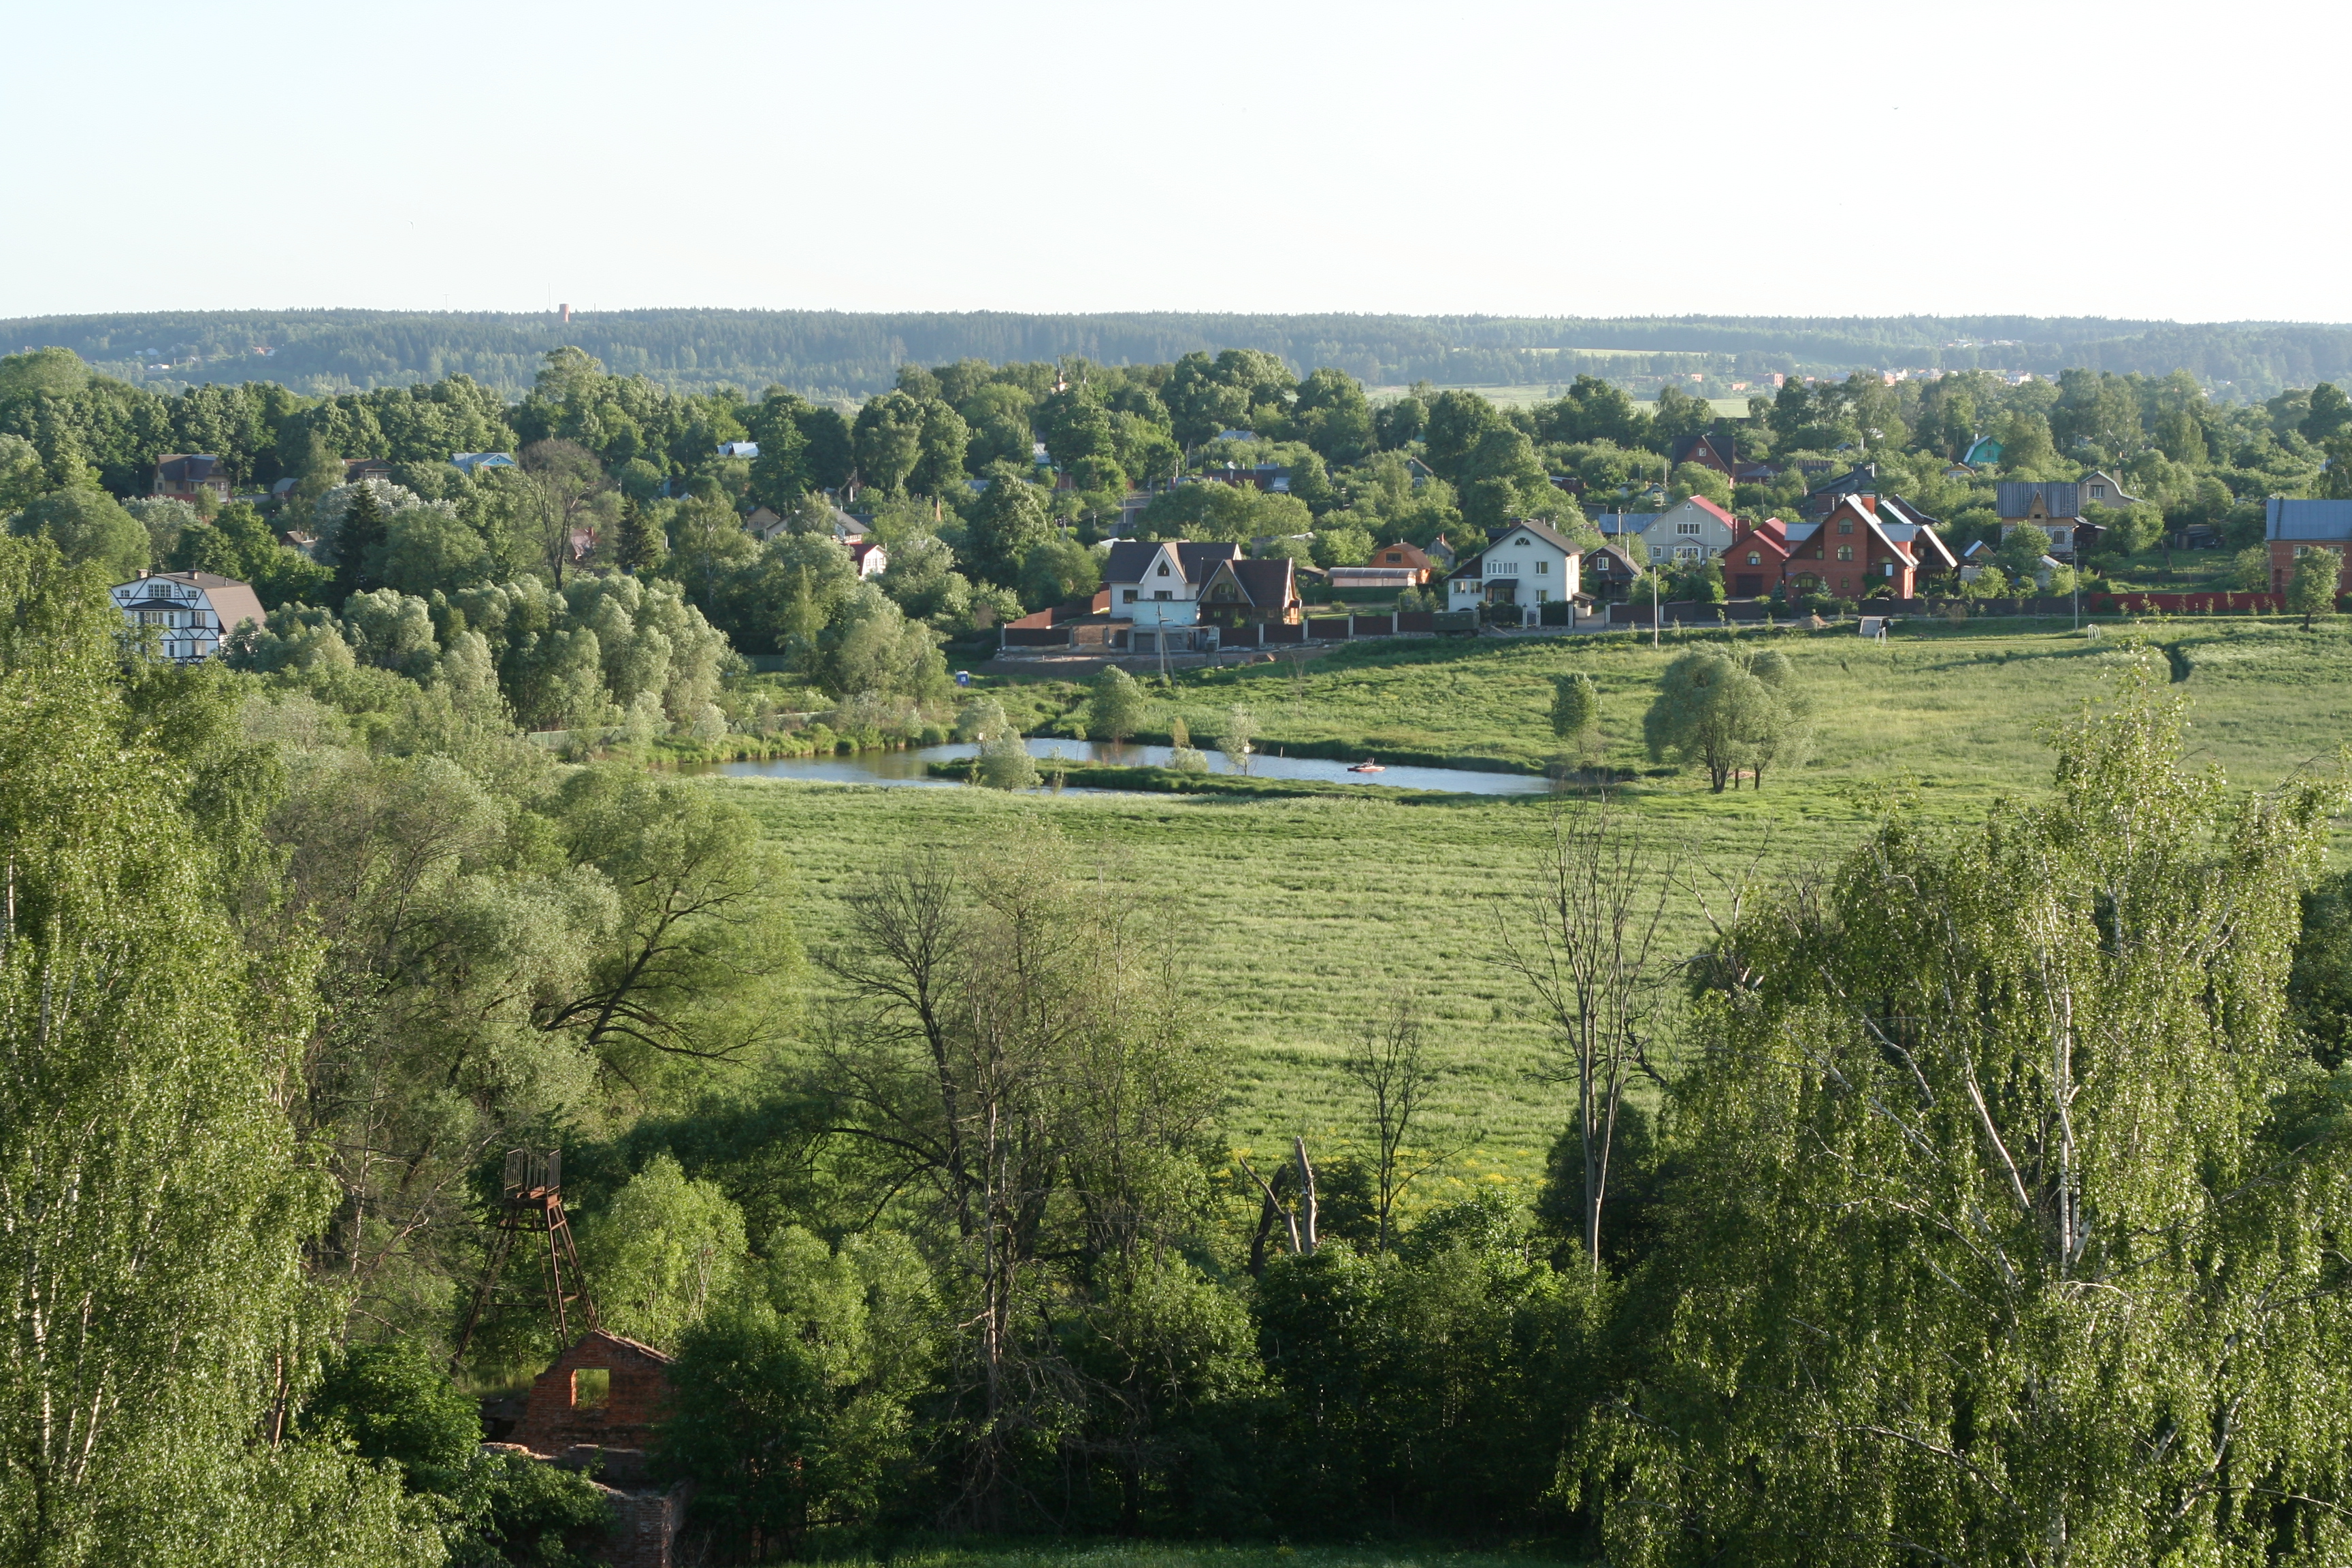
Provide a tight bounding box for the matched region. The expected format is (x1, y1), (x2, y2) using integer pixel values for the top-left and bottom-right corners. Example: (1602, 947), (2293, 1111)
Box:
(12, 335), (2352, 1566)
(14, 308), (2352, 401)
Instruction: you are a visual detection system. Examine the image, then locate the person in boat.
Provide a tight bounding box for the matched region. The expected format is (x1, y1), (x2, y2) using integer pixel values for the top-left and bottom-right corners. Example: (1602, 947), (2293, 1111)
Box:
(1348, 757), (1384, 773)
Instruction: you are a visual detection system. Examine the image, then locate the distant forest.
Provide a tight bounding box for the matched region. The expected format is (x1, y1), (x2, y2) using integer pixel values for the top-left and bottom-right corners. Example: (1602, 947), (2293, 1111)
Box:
(12, 309), (2352, 402)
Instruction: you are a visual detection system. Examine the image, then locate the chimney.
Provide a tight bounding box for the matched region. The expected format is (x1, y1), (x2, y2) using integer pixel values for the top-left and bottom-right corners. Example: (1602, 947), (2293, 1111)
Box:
(559, 302), (571, 323)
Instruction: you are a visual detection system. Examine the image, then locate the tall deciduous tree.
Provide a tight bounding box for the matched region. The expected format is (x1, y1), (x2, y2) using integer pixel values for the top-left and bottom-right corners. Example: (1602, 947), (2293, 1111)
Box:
(815, 834), (1220, 1525)
(518, 438), (606, 587)
(0, 538), (440, 1566)
(1499, 797), (1675, 1273)
(1599, 668), (2352, 1567)
(2287, 545), (2341, 628)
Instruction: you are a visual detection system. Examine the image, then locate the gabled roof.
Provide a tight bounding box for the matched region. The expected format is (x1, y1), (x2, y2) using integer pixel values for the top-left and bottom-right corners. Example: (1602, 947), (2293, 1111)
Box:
(1807, 463), (1876, 498)
(155, 453), (224, 483)
(1102, 538), (1244, 585)
(1679, 495), (1736, 527)
(1198, 556), (1298, 608)
(2266, 497), (2352, 542)
(1876, 495), (1940, 529)
(1594, 511), (1661, 536)
(1669, 431), (1736, 468)
(1492, 518), (1586, 555)
(1997, 481), (2083, 520)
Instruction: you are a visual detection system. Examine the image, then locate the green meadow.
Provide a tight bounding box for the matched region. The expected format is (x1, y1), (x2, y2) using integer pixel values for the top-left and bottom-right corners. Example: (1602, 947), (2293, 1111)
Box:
(714, 617), (2352, 1208)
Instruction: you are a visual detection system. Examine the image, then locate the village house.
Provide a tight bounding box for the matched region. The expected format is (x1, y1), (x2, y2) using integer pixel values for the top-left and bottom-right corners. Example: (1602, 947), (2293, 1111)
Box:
(1598, 495), (1741, 568)
(2265, 497), (2352, 595)
(1727, 495), (1955, 600)
(1194, 555), (1304, 632)
(1102, 538), (1246, 653)
(1668, 431), (1738, 477)
(1996, 481), (2106, 559)
(451, 451), (515, 476)
(342, 457), (394, 486)
(2080, 470), (2138, 508)
(152, 453), (231, 504)
(1366, 540), (1434, 582)
(1580, 539), (1645, 601)
(1445, 519), (1583, 625)
(847, 538), (887, 578)
(1799, 463), (1877, 517)
(109, 570), (265, 662)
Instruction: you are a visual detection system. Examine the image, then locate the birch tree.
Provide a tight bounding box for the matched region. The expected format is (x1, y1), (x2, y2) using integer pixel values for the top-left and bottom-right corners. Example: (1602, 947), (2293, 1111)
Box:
(1500, 796), (1676, 1273)
(1600, 663), (2352, 1567)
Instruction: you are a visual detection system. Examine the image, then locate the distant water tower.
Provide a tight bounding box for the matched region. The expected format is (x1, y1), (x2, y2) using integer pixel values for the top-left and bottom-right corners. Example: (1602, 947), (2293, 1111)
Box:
(559, 302), (571, 323)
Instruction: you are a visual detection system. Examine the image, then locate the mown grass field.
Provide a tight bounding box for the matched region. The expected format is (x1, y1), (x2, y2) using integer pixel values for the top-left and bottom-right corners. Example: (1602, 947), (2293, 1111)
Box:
(713, 617), (2352, 1210)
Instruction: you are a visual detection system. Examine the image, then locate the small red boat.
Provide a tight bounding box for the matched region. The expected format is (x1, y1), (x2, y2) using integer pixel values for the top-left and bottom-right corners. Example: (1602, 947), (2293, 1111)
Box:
(1348, 758), (1386, 774)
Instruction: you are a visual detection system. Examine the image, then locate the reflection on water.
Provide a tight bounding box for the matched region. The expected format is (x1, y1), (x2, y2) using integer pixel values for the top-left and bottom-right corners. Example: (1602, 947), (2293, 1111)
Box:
(699, 740), (1558, 796)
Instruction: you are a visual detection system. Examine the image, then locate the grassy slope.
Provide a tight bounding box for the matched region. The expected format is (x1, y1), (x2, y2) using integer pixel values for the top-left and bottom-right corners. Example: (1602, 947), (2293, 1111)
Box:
(716, 618), (2352, 1209)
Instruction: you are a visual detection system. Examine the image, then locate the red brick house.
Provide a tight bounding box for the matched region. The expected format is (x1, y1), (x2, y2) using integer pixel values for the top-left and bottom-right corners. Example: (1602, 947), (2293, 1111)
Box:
(2265, 499), (2352, 595)
(1729, 495), (1954, 600)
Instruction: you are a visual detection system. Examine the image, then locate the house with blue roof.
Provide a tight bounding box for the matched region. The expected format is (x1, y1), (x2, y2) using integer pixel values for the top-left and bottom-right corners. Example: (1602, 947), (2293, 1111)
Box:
(2266, 497), (2352, 596)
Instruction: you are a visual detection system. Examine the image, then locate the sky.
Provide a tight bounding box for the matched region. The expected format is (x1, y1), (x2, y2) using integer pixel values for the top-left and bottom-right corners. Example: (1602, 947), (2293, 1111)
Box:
(3, 0), (2345, 323)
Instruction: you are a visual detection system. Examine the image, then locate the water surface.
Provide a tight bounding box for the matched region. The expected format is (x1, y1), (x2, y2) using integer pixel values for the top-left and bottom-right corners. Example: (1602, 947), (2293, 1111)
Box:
(708, 740), (1556, 796)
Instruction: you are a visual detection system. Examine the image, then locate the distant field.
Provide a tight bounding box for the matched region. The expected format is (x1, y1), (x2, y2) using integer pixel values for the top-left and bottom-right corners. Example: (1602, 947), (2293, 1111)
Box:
(716, 618), (2352, 1207)
(1364, 381), (1751, 414)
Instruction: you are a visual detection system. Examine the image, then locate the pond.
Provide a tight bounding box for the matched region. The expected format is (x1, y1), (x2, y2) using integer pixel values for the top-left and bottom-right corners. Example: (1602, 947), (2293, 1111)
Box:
(704, 740), (1561, 796)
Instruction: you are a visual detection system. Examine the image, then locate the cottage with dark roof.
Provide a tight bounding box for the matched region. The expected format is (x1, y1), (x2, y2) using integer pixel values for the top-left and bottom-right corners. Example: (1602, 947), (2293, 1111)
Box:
(1996, 482), (2105, 559)
(1669, 431), (1737, 477)
(152, 453), (231, 504)
(1445, 519), (1583, 626)
(1102, 538), (1245, 654)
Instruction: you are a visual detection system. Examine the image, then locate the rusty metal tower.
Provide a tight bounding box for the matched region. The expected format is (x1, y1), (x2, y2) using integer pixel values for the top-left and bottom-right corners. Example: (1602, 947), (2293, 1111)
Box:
(450, 1148), (599, 1373)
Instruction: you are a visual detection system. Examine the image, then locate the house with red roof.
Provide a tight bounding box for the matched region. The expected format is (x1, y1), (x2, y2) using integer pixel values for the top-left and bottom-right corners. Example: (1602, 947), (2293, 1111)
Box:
(1728, 495), (1955, 600)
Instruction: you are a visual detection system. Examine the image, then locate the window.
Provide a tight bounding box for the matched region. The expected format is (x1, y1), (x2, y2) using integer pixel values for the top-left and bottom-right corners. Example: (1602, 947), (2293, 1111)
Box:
(1836, 545), (1853, 561)
(572, 1368), (610, 1409)
(1385, 552), (1401, 563)
(1677, 520), (1702, 535)
(1154, 589), (1171, 600)
(2091, 484), (2108, 498)
(1675, 545), (1701, 561)
(1156, 561), (1170, 576)
(1746, 552), (1761, 566)
(1122, 588), (1137, 603)
(1649, 546), (1667, 562)
(1536, 589), (1549, 603)
(1490, 560), (1517, 574)
(1535, 559), (1548, 574)
(1514, 536), (1530, 546)
(1838, 519), (1853, 534)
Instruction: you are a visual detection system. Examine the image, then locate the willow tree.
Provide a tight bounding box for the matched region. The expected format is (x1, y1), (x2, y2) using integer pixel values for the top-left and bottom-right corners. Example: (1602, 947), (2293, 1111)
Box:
(1600, 664), (2352, 1566)
(0, 538), (438, 1566)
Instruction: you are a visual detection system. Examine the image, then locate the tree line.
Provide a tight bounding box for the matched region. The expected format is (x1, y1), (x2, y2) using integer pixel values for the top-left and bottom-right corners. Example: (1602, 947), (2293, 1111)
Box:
(20, 308), (2352, 400)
